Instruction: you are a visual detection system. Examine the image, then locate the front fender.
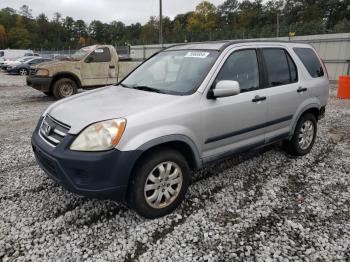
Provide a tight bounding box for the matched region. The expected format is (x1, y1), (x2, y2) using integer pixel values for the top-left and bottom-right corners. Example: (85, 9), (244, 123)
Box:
(52, 71), (82, 88)
(117, 125), (202, 168)
(137, 134), (202, 169)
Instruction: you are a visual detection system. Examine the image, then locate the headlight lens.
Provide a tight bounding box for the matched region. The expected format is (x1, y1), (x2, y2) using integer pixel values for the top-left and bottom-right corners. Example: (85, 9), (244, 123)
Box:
(36, 69), (49, 76)
(70, 119), (126, 151)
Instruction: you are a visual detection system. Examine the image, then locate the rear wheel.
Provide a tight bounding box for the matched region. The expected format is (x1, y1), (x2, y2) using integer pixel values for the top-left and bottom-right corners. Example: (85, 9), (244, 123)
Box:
(285, 113), (317, 156)
(19, 68), (28, 76)
(53, 78), (78, 99)
(128, 149), (190, 219)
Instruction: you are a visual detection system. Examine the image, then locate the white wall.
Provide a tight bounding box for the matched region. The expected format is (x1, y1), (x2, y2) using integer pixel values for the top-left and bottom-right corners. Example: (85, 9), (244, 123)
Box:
(130, 33), (350, 81)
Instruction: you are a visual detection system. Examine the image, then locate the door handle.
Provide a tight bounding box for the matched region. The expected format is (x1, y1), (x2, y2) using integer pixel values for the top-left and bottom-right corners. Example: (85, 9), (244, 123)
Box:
(252, 95), (267, 103)
(109, 65), (115, 69)
(297, 87), (308, 93)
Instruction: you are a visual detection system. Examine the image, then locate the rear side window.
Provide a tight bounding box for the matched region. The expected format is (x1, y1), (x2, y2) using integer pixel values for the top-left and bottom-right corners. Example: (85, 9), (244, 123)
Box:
(293, 48), (324, 78)
(262, 48), (298, 87)
(0, 51), (4, 57)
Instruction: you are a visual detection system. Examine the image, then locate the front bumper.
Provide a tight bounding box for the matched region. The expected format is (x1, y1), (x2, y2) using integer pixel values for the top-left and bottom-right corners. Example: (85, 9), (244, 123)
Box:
(27, 76), (52, 92)
(7, 67), (19, 74)
(31, 118), (141, 201)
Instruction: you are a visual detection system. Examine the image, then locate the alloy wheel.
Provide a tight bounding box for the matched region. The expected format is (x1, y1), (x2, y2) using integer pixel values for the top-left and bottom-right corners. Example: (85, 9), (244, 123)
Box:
(144, 161), (183, 209)
(298, 120), (314, 150)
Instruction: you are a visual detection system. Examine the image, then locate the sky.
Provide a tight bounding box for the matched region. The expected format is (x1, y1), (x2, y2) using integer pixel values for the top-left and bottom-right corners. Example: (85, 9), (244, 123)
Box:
(0, 0), (227, 25)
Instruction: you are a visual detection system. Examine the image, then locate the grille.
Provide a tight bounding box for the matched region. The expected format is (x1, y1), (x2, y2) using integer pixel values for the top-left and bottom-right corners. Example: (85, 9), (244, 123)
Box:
(39, 115), (70, 146)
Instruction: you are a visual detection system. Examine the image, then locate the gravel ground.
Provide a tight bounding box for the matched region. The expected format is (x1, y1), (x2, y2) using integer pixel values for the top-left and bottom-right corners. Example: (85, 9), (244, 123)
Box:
(0, 71), (349, 261)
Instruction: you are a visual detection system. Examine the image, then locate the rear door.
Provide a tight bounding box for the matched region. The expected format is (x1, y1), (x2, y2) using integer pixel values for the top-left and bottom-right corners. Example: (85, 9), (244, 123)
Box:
(260, 48), (305, 143)
(81, 47), (111, 86)
(201, 48), (268, 160)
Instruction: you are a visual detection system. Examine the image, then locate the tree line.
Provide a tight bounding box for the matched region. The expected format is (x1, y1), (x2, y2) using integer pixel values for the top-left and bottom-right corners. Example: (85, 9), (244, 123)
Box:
(0, 0), (349, 50)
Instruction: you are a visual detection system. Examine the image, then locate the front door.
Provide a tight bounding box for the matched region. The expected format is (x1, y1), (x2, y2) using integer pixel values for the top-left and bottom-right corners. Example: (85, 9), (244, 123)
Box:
(81, 47), (111, 86)
(201, 49), (268, 160)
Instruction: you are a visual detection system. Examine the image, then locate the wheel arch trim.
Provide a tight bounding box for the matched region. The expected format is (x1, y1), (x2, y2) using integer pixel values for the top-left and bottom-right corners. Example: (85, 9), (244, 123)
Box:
(136, 134), (202, 170)
(290, 103), (320, 136)
(51, 72), (82, 89)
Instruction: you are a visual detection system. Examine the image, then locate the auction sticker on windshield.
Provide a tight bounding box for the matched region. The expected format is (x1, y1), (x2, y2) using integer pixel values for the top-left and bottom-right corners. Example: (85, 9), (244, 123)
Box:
(185, 51), (210, 58)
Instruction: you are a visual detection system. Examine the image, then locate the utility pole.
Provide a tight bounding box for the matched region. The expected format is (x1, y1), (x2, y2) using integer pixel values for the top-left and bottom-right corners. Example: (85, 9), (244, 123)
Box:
(159, 0), (163, 46)
(276, 13), (280, 38)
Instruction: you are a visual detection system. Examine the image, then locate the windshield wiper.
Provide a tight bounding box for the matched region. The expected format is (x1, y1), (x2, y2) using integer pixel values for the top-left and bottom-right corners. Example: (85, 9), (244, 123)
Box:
(132, 85), (162, 93)
(127, 86), (163, 93)
(120, 83), (169, 94)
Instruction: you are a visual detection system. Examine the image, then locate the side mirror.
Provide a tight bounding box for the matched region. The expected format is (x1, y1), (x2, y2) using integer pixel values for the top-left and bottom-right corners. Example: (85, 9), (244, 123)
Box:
(209, 80), (240, 99)
(85, 56), (94, 63)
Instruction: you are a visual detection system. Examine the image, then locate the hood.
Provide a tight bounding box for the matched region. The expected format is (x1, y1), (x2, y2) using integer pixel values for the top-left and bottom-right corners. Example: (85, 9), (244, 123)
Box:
(32, 60), (54, 69)
(46, 85), (182, 134)
(37, 60), (79, 71)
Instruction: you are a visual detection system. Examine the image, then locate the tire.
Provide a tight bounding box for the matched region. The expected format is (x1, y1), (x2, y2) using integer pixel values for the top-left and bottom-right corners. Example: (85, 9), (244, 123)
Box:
(285, 113), (317, 156)
(128, 149), (190, 219)
(53, 78), (78, 99)
(19, 68), (28, 76)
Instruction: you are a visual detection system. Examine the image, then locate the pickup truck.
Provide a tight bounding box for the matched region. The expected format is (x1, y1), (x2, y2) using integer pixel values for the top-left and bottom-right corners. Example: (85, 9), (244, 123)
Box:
(26, 45), (140, 99)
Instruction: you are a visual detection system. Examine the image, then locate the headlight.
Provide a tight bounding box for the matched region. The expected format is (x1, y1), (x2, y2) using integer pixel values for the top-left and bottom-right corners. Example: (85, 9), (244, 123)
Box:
(36, 69), (49, 76)
(70, 119), (126, 151)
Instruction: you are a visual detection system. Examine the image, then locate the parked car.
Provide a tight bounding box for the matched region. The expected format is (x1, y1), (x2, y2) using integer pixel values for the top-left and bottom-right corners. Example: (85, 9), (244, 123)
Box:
(0, 49), (36, 66)
(26, 45), (140, 99)
(31, 41), (329, 218)
(7, 57), (52, 75)
(1, 56), (39, 71)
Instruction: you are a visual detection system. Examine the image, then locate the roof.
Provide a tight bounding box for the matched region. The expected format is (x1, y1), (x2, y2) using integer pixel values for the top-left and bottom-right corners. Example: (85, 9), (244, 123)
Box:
(166, 40), (311, 52)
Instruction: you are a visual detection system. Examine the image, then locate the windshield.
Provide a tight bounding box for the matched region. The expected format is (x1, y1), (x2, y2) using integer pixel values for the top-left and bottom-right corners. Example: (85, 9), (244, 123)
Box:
(71, 47), (92, 60)
(121, 50), (219, 95)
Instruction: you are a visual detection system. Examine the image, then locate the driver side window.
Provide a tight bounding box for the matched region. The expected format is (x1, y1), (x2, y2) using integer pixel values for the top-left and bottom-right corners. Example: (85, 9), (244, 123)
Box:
(86, 48), (111, 63)
(216, 49), (260, 93)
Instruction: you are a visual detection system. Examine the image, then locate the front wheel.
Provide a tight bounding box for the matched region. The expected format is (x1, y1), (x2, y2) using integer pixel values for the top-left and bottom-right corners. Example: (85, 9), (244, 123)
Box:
(285, 113), (317, 156)
(53, 78), (78, 99)
(128, 149), (190, 219)
(19, 68), (28, 75)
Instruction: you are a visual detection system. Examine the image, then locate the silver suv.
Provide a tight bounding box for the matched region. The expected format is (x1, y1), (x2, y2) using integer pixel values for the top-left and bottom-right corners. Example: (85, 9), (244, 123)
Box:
(32, 41), (329, 218)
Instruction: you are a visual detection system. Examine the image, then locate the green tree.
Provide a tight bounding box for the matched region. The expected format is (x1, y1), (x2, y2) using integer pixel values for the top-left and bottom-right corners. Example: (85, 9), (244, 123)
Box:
(187, 1), (218, 40)
(187, 1), (218, 31)
(8, 27), (31, 48)
(218, 0), (239, 26)
(19, 5), (33, 19)
(142, 16), (158, 44)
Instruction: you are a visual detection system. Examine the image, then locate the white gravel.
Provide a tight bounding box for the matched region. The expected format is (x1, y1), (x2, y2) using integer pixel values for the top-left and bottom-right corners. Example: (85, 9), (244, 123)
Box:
(0, 71), (349, 261)
(0, 72), (27, 87)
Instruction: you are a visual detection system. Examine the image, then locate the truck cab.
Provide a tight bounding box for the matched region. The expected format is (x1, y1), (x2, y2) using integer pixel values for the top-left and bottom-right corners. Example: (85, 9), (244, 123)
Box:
(26, 45), (138, 99)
